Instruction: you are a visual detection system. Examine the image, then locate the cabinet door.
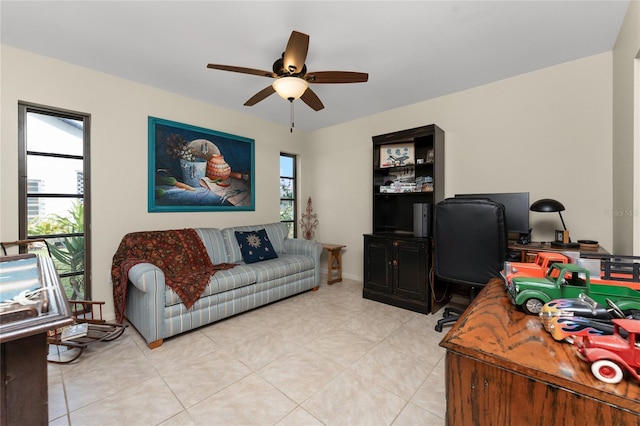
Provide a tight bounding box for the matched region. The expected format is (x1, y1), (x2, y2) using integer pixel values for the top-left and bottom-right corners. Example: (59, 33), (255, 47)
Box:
(364, 237), (393, 293)
(394, 240), (428, 301)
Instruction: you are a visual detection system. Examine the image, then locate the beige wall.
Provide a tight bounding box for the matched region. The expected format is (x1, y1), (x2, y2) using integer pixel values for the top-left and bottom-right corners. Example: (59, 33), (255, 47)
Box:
(0, 45), (627, 317)
(0, 45), (309, 315)
(637, 55), (640, 256)
(613, 0), (640, 255)
(308, 53), (615, 280)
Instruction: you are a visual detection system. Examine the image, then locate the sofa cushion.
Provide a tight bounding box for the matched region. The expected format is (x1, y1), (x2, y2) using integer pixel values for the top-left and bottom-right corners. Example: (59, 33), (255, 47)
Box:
(222, 223), (288, 263)
(165, 264), (258, 306)
(235, 229), (278, 264)
(245, 255), (315, 283)
(193, 228), (228, 265)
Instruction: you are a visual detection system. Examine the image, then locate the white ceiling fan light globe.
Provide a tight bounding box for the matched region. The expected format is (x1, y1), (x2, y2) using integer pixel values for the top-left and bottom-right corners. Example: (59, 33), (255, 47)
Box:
(272, 76), (308, 101)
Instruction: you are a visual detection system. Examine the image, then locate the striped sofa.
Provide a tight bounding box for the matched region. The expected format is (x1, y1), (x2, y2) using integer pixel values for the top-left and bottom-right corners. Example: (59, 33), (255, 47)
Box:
(124, 223), (322, 348)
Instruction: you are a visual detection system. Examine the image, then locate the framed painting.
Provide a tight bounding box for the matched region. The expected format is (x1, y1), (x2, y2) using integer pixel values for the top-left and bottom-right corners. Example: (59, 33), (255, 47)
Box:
(148, 117), (255, 212)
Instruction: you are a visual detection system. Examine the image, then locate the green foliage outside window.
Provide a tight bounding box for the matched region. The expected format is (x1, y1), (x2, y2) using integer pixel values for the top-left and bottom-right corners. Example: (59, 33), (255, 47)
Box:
(28, 201), (85, 299)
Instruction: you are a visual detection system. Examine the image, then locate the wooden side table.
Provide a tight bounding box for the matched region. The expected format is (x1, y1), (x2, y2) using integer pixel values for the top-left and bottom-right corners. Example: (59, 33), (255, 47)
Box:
(322, 244), (346, 284)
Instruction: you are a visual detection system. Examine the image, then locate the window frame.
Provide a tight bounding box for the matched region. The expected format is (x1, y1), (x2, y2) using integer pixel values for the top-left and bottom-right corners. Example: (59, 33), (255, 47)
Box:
(18, 101), (92, 300)
(280, 153), (297, 238)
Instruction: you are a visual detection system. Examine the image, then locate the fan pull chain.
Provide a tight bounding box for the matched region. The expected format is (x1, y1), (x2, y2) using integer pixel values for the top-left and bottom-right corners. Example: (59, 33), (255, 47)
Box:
(290, 100), (295, 133)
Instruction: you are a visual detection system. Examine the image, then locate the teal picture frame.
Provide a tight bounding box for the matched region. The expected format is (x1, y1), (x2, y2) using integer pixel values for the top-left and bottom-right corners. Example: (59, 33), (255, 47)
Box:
(148, 117), (255, 212)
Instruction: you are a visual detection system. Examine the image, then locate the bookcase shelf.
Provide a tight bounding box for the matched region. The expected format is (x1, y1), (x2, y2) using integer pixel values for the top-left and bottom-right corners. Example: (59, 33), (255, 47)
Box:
(372, 124), (444, 234)
(363, 124), (445, 314)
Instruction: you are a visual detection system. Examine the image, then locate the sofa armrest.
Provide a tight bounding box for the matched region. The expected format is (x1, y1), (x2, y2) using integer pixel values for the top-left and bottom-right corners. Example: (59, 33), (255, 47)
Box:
(125, 263), (166, 346)
(284, 238), (323, 286)
(284, 238), (322, 258)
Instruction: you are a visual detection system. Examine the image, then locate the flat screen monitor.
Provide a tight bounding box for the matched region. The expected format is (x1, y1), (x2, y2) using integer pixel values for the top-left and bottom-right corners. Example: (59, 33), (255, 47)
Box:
(455, 192), (530, 235)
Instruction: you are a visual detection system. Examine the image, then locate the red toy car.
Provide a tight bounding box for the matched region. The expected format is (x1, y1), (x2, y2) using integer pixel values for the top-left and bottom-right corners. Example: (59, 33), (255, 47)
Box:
(575, 318), (640, 384)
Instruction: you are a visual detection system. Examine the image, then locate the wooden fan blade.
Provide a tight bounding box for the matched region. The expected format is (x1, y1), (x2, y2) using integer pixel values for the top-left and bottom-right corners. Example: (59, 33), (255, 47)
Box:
(283, 31), (309, 75)
(305, 71), (369, 84)
(300, 87), (324, 111)
(244, 85), (276, 106)
(207, 64), (276, 78)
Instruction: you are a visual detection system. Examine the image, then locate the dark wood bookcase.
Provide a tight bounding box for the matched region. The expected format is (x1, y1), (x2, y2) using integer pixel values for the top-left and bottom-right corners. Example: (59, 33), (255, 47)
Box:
(363, 124), (445, 314)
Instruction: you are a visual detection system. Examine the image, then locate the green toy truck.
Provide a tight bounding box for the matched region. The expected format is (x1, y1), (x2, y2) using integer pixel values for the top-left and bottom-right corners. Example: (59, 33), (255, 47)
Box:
(507, 263), (640, 315)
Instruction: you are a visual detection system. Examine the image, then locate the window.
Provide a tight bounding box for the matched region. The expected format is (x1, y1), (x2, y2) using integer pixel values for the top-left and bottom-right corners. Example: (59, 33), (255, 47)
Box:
(280, 153), (297, 238)
(18, 103), (91, 300)
(26, 179), (44, 222)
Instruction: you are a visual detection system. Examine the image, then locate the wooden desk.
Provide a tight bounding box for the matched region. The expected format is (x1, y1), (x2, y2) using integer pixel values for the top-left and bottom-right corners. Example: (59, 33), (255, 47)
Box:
(509, 241), (609, 262)
(0, 255), (72, 426)
(440, 279), (640, 425)
(321, 244), (345, 284)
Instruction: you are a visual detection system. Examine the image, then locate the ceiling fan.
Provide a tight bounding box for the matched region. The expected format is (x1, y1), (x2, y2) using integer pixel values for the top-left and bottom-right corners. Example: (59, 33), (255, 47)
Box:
(206, 30), (368, 117)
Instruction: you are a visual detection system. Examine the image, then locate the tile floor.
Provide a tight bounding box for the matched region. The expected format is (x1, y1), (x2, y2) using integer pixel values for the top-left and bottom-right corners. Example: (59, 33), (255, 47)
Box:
(47, 278), (450, 425)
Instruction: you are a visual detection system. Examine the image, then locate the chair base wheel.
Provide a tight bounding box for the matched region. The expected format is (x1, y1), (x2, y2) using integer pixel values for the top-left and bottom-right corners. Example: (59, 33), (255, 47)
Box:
(435, 307), (465, 332)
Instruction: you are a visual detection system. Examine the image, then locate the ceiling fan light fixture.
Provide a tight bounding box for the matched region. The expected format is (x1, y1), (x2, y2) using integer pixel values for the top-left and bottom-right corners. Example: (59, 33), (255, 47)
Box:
(272, 76), (308, 101)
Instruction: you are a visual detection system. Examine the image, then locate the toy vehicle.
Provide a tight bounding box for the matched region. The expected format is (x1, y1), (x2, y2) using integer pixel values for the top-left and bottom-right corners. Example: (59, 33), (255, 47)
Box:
(503, 252), (640, 289)
(582, 253), (640, 284)
(507, 263), (640, 315)
(502, 252), (570, 285)
(575, 318), (640, 384)
(540, 295), (639, 342)
(546, 316), (617, 343)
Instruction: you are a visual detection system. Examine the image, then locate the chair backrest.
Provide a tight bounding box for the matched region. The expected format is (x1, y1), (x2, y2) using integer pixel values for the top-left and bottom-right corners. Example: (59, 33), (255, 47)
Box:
(433, 197), (508, 286)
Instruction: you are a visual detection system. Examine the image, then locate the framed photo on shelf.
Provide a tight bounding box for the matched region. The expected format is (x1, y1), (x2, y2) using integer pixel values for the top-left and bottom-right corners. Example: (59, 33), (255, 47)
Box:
(380, 143), (415, 168)
(426, 148), (435, 163)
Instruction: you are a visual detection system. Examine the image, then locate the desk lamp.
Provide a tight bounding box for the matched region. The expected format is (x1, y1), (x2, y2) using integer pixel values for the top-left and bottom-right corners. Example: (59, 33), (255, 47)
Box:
(530, 198), (579, 248)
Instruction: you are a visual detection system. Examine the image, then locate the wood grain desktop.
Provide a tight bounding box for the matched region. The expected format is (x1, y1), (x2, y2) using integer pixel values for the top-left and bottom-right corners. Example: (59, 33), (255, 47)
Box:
(439, 278), (640, 425)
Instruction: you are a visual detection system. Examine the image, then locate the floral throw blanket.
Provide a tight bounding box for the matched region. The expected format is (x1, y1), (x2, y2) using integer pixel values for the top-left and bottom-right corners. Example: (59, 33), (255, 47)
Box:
(111, 228), (234, 323)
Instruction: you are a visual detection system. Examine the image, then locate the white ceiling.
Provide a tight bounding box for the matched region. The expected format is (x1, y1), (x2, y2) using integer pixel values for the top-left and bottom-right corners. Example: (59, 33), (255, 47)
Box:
(1, 1), (630, 131)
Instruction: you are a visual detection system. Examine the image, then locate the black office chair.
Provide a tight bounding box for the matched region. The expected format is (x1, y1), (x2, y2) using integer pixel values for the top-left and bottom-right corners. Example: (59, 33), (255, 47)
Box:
(433, 198), (509, 332)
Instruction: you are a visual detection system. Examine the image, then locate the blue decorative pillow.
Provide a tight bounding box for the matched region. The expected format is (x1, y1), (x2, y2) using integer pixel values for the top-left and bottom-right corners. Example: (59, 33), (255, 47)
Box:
(234, 229), (278, 264)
